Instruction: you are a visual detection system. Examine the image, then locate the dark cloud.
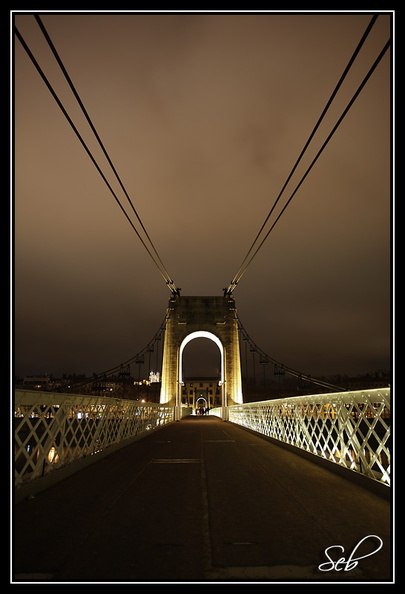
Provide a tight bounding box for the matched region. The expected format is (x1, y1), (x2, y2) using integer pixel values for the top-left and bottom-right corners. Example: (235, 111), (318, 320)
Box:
(13, 11), (392, 379)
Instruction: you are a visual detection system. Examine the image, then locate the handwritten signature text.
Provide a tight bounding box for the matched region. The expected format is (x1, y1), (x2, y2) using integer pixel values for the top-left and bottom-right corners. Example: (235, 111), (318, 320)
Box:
(318, 535), (383, 572)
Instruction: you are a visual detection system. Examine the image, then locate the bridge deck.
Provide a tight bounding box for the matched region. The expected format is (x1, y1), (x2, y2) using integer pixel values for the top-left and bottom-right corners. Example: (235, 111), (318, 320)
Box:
(13, 416), (392, 583)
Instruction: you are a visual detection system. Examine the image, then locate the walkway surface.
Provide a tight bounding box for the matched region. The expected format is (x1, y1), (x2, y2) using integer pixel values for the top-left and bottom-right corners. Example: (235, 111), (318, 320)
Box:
(13, 416), (392, 583)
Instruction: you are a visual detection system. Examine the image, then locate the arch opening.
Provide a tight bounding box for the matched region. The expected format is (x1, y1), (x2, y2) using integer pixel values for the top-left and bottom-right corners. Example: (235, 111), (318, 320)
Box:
(179, 331), (224, 386)
(179, 331), (224, 415)
(182, 337), (221, 379)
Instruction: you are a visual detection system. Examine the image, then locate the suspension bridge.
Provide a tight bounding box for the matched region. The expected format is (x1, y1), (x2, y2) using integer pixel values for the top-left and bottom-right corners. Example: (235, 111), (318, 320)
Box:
(13, 13), (392, 584)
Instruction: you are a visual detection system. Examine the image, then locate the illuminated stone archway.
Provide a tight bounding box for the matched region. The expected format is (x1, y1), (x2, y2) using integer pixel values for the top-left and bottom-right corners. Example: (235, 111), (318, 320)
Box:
(180, 331), (223, 413)
(160, 295), (243, 419)
(179, 331), (224, 386)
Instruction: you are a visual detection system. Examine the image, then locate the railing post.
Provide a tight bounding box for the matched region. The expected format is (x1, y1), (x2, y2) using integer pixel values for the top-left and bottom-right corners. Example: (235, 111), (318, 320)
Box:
(221, 383), (228, 420)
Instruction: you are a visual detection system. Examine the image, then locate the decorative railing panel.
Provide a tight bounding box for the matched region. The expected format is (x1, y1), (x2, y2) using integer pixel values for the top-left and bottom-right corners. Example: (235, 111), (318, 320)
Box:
(213, 388), (390, 486)
(14, 390), (175, 489)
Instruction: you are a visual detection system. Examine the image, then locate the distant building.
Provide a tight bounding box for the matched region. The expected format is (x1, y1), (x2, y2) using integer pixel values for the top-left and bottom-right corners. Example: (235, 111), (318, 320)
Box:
(22, 375), (52, 390)
(181, 377), (221, 410)
(149, 371), (160, 383)
(337, 371), (390, 391)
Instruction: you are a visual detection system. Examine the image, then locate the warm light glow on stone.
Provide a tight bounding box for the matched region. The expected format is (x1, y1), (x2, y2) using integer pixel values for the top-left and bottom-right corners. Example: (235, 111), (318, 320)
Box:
(160, 296), (243, 407)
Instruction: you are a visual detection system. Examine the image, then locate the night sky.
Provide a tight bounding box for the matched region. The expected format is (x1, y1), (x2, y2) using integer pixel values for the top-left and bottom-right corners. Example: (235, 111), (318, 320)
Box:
(13, 11), (392, 381)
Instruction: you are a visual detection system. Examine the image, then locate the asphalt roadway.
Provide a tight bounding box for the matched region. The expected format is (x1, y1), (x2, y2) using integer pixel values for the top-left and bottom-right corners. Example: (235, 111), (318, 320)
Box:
(12, 415), (393, 584)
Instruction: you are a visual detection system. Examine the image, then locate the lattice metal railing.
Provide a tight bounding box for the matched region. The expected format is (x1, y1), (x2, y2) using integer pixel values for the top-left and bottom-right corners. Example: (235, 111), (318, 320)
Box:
(213, 388), (391, 486)
(14, 390), (175, 489)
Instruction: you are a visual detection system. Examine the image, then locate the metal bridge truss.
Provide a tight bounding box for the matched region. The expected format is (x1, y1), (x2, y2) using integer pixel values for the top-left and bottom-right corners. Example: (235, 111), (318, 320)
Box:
(212, 388), (391, 487)
(14, 390), (174, 492)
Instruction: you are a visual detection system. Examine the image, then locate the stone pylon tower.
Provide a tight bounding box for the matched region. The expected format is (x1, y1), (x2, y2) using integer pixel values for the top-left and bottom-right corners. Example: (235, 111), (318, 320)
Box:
(160, 295), (243, 418)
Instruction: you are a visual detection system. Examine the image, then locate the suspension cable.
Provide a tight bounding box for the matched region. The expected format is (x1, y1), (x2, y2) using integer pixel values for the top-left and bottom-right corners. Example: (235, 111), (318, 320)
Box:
(225, 16), (389, 296)
(228, 39), (390, 292)
(58, 316), (168, 393)
(33, 15), (177, 294)
(237, 315), (347, 392)
(14, 21), (180, 295)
